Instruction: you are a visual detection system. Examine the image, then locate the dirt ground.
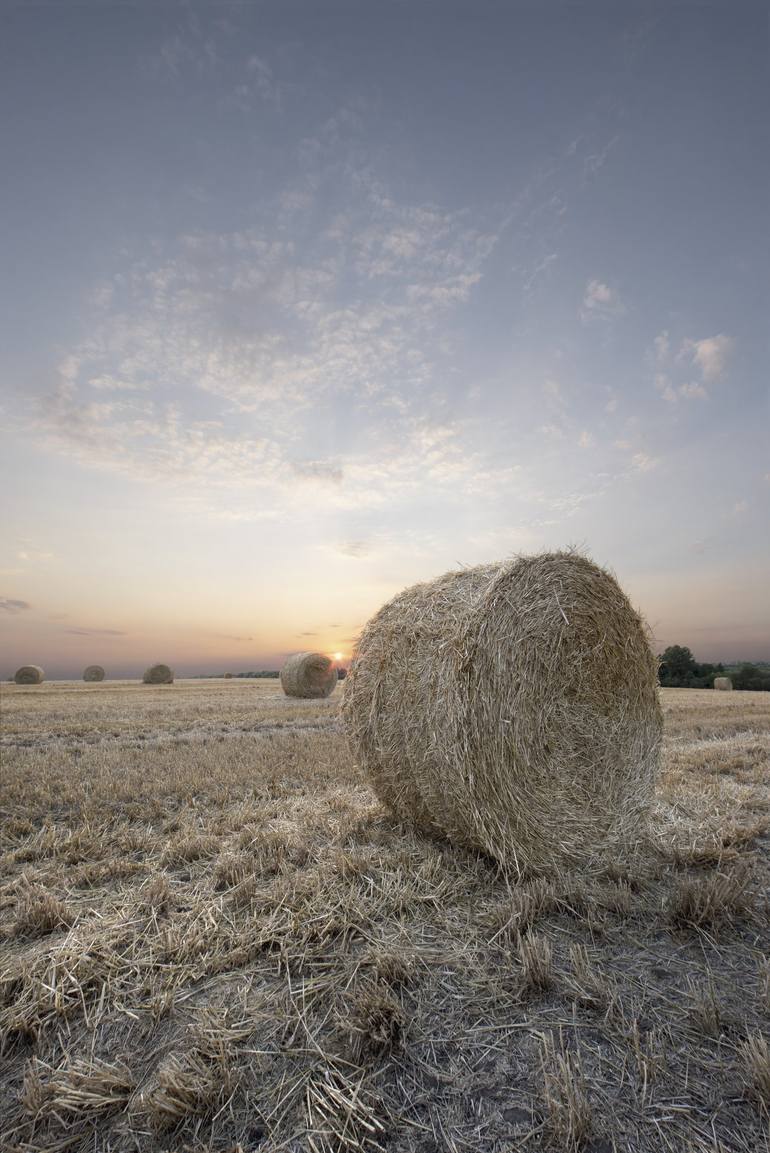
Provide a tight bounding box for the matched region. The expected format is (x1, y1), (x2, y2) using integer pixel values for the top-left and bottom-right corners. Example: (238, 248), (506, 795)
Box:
(0, 680), (768, 1152)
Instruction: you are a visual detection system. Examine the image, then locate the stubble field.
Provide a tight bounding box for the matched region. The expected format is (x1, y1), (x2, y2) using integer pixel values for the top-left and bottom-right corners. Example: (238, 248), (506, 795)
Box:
(0, 680), (768, 1153)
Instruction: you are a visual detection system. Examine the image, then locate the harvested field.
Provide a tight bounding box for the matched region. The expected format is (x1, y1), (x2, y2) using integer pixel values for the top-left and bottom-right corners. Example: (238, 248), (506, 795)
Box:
(1, 681), (768, 1152)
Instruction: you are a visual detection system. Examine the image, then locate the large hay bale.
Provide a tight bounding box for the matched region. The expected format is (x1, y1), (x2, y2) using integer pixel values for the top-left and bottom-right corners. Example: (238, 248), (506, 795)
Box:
(14, 665), (44, 685)
(83, 665), (105, 682)
(342, 552), (662, 871)
(713, 676), (733, 691)
(281, 652), (337, 699)
(142, 663), (174, 685)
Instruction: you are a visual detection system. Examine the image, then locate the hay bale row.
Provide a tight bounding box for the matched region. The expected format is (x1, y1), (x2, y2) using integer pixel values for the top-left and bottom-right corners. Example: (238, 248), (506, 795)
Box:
(342, 552), (662, 872)
(280, 652), (337, 699)
(14, 665), (44, 685)
(143, 664), (174, 685)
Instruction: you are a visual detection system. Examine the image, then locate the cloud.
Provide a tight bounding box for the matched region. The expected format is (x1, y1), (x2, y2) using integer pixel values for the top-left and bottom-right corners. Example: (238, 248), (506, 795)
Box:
(293, 460), (344, 485)
(654, 373), (677, 404)
(583, 135), (620, 177)
(27, 155), (501, 520)
(0, 597), (31, 614)
(336, 540), (370, 558)
(680, 334), (732, 381)
(630, 452), (659, 473)
(653, 330), (670, 365)
(89, 375), (150, 392)
(65, 627), (127, 636)
(581, 279), (624, 321)
(679, 381), (708, 400)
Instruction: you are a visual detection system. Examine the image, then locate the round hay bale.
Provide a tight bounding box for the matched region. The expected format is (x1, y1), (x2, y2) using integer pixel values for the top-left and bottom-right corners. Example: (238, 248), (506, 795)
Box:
(223, 672), (233, 679)
(281, 652), (337, 699)
(83, 665), (105, 682)
(342, 552), (662, 871)
(142, 663), (174, 685)
(713, 676), (733, 691)
(14, 665), (44, 685)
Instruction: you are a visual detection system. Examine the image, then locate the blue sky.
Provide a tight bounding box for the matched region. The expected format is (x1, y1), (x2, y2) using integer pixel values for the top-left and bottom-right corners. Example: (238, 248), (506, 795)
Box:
(1, 1), (767, 675)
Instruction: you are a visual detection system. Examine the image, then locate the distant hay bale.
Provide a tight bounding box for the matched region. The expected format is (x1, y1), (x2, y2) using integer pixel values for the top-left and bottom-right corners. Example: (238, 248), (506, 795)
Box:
(714, 677), (733, 691)
(83, 665), (105, 682)
(223, 672), (233, 679)
(281, 652), (337, 699)
(342, 552), (662, 871)
(14, 665), (44, 685)
(142, 663), (174, 685)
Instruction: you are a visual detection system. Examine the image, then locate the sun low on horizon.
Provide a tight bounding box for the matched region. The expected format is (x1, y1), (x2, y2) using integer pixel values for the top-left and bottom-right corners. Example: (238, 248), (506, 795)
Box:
(1, 2), (768, 679)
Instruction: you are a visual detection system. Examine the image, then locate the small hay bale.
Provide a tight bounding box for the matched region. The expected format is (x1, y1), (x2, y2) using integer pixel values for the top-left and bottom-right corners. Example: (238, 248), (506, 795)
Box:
(83, 665), (105, 682)
(14, 665), (44, 685)
(342, 551), (662, 871)
(280, 652), (337, 699)
(223, 672), (233, 679)
(713, 677), (733, 691)
(143, 663), (174, 685)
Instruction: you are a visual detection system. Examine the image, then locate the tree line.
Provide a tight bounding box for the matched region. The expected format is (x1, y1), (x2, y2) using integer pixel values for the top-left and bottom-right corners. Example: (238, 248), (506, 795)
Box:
(658, 646), (770, 690)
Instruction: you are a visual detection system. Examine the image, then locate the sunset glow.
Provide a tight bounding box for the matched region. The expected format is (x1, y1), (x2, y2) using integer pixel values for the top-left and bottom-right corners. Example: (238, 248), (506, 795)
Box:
(0, 5), (767, 678)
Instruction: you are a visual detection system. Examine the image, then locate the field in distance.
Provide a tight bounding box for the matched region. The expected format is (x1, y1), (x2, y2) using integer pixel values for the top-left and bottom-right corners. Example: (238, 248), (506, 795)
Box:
(1, 680), (769, 1152)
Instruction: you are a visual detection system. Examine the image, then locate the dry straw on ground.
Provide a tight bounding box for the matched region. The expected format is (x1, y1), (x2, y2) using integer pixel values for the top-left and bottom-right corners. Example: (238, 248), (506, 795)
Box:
(0, 680), (768, 1153)
(142, 664), (174, 685)
(83, 665), (105, 682)
(343, 551), (662, 872)
(13, 665), (44, 685)
(714, 676), (733, 691)
(281, 651), (337, 699)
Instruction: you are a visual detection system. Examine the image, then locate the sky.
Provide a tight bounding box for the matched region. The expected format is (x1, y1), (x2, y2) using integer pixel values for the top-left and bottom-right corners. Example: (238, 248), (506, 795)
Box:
(1, 0), (768, 678)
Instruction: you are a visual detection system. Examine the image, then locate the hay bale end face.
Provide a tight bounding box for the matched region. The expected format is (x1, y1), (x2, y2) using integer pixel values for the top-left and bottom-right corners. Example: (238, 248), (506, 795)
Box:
(14, 665), (45, 685)
(714, 676), (733, 691)
(342, 552), (662, 871)
(83, 665), (105, 682)
(142, 663), (174, 685)
(280, 652), (337, 699)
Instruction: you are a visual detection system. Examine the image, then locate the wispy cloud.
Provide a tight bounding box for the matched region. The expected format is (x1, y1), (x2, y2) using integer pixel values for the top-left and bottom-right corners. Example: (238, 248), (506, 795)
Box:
(336, 540), (371, 558)
(680, 334), (732, 382)
(0, 597), (31, 614)
(580, 279), (624, 322)
(679, 381), (708, 401)
(65, 627), (127, 636)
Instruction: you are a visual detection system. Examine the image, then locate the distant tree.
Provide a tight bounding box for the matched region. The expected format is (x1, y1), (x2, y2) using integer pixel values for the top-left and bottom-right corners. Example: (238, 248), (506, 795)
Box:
(659, 645), (697, 686)
(733, 663), (770, 691)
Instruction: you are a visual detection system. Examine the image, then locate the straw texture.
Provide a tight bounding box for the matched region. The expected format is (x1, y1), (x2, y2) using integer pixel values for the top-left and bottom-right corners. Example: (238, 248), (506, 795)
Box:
(280, 652), (337, 699)
(142, 664), (174, 685)
(342, 552), (662, 871)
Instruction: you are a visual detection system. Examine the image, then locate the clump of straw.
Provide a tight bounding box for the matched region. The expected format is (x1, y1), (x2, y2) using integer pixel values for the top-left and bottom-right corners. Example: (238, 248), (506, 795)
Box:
(342, 551), (662, 872)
